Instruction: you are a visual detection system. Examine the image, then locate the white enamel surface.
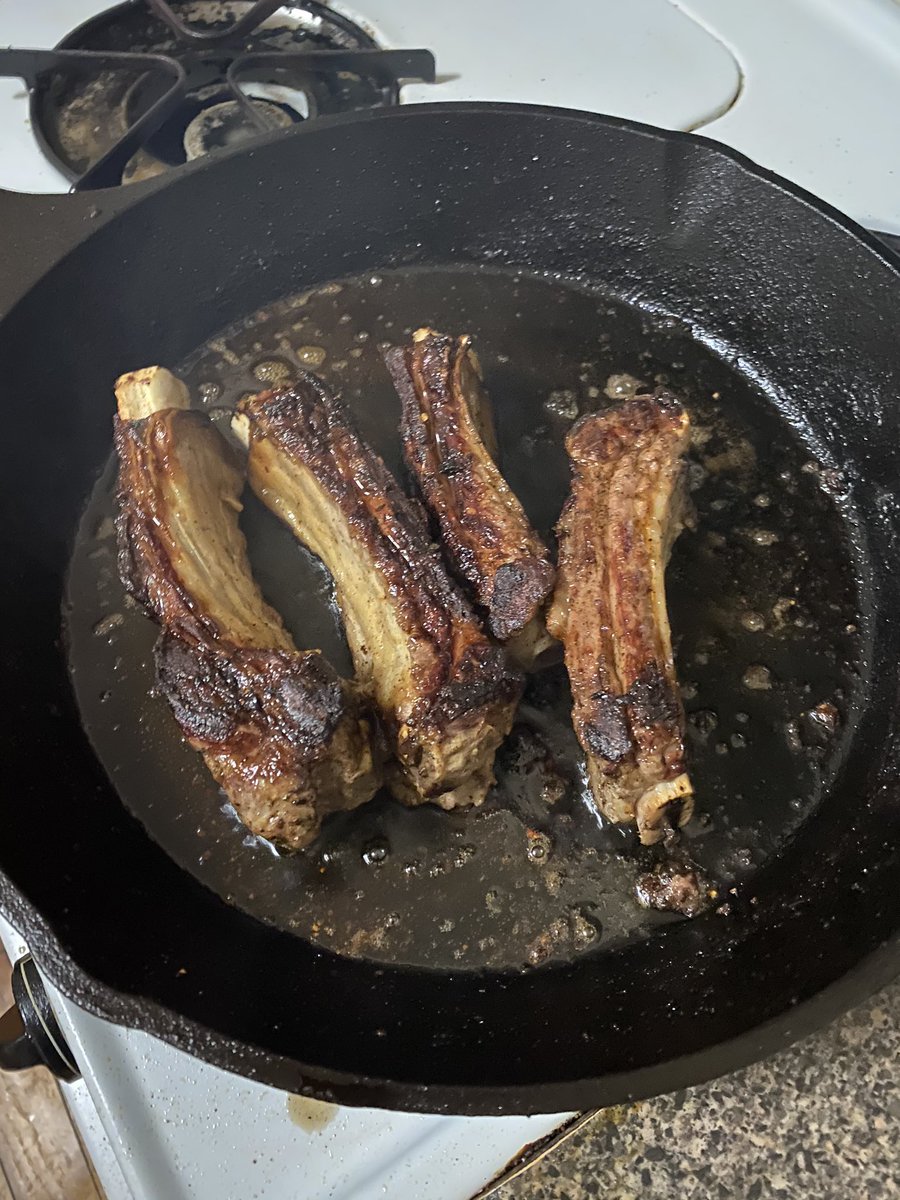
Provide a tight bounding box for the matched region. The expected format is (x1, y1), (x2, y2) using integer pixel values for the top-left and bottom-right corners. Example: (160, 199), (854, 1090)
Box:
(679, 0), (900, 232)
(1, 0), (898, 228)
(0, 913), (571, 1200)
(0, 0), (739, 193)
(340, 0), (740, 126)
(0, 0), (101, 192)
(0, 919), (133, 1200)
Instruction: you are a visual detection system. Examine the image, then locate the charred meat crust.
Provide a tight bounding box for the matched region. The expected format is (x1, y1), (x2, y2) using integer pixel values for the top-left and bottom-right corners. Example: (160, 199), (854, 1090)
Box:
(547, 388), (693, 845)
(634, 860), (712, 918)
(237, 374), (522, 808)
(114, 393), (379, 850)
(154, 632), (376, 849)
(156, 632), (347, 749)
(384, 330), (555, 646)
(581, 662), (681, 763)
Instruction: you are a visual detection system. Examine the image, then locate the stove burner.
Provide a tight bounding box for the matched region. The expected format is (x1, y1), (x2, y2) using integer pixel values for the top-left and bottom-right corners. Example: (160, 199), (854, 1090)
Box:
(0, 2), (434, 188)
(182, 96), (293, 160)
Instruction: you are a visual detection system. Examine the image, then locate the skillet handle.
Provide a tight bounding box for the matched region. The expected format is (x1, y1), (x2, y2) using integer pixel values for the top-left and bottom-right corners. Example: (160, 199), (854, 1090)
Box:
(0, 180), (159, 316)
(0, 188), (110, 314)
(0, 955), (79, 1081)
(0, 48), (178, 313)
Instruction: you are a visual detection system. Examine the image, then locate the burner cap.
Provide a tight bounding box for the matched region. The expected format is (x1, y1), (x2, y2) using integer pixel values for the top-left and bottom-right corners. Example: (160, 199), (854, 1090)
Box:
(183, 97), (293, 160)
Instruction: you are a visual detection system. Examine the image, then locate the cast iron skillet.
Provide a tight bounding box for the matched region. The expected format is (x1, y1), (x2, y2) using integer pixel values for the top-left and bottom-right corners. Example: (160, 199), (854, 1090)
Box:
(0, 104), (899, 1115)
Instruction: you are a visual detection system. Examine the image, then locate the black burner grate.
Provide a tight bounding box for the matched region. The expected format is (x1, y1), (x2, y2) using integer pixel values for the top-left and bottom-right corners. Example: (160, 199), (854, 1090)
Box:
(0, 1), (434, 189)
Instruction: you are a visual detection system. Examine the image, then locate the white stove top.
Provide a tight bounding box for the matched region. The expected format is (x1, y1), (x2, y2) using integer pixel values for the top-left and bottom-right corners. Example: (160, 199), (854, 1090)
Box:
(0, 917), (578, 1200)
(1, 0), (899, 230)
(1, 3), (899, 1199)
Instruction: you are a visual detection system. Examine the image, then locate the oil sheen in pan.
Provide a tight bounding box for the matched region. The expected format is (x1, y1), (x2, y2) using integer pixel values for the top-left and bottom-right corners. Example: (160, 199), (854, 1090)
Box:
(65, 266), (864, 972)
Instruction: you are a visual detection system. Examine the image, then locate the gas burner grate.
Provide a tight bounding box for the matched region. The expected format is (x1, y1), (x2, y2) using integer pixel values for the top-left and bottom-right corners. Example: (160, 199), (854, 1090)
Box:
(0, 1), (435, 189)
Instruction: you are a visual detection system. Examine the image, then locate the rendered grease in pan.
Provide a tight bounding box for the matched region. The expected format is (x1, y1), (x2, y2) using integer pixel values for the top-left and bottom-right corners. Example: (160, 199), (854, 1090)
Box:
(65, 266), (863, 972)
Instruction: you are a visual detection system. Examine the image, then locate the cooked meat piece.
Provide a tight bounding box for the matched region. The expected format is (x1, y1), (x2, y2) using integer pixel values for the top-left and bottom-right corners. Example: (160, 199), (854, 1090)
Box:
(384, 329), (556, 665)
(635, 861), (711, 918)
(235, 373), (523, 809)
(547, 388), (694, 844)
(114, 366), (379, 850)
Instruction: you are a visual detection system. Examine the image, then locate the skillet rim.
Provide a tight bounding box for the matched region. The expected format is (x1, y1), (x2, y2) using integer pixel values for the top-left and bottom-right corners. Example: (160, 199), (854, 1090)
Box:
(1, 100), (898, 1113)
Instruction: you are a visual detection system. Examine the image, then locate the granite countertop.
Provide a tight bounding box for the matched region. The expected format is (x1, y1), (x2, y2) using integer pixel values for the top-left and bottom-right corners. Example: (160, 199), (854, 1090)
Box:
(498, 979), (899, 1200)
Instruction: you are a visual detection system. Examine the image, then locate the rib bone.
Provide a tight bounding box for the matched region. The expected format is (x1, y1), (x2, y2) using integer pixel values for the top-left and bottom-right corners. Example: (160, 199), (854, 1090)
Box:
(385, 329), (555, 666)
(547, 388), (694, 844)
(236, 373), (522, 809)
(115, 366), (379, 849)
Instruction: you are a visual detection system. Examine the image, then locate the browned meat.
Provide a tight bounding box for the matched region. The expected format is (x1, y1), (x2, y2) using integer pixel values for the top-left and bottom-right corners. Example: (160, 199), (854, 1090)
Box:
(384, 329), (556, 665)
(635, 861), (712, 917)
(234, 373), (523, 809)
(114, 366), (380, 850)
(547, 388), (694, 844)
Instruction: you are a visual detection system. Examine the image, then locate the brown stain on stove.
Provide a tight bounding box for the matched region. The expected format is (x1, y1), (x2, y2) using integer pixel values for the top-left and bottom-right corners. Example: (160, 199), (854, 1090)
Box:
(286, 1094), (338, 1132)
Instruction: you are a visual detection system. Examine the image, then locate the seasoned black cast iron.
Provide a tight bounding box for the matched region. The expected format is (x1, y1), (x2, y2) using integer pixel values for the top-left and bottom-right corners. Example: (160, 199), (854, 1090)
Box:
(0, 105), (898, 1114)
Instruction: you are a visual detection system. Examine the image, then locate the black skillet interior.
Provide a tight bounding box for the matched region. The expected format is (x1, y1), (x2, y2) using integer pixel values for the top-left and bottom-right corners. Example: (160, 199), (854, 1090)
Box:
(1, 105), (899, 1113)
(67, 265), (863, 972)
